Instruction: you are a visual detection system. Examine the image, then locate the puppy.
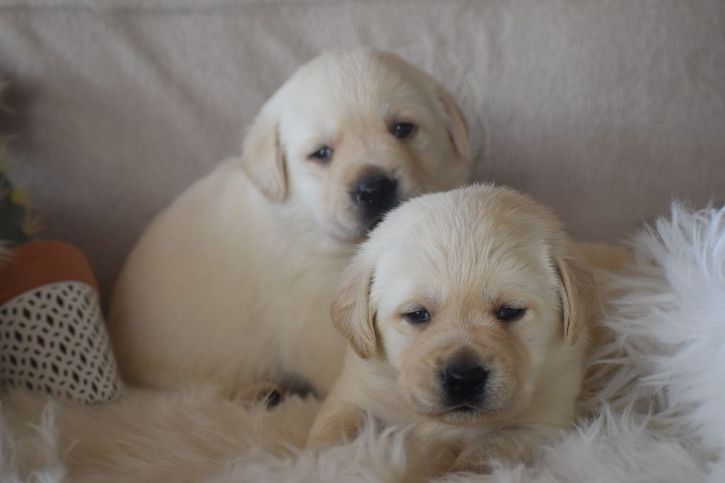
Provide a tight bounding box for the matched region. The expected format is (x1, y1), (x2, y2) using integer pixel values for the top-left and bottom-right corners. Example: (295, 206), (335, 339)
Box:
(109, 49), (473, 396)
(307, 184), (601, 473)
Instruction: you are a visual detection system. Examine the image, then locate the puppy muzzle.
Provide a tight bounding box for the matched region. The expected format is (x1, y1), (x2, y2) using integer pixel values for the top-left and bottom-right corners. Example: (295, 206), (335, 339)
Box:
(350, 172), (399, 229)
(439, 350), (489, 412)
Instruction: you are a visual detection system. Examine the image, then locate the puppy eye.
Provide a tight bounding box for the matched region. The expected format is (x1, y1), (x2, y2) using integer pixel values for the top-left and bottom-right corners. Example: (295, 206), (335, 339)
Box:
(494, 305), (527, 323)
(309, 146), (333, 163)
(402, 308), (430, 325)
(390, 122), (417, 140)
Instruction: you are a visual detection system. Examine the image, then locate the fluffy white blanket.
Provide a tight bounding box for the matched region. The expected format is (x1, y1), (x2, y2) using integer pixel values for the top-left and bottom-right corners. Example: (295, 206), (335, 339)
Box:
(2, 203), (724, 483)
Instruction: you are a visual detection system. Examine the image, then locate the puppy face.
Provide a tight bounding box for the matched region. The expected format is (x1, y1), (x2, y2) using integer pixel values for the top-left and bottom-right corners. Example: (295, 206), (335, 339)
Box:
(332, 186), (598, 425)
(240, 49), (472, 243)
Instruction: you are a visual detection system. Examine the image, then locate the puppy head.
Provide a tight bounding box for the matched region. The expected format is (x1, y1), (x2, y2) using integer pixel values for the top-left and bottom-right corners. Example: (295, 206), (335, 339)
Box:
(332, 185), (598, 425)
(240, 49), (472, 243)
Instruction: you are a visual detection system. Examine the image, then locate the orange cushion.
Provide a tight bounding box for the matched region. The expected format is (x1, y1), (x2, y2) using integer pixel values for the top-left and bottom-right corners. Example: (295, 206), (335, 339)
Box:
(0, 241), (98, 305)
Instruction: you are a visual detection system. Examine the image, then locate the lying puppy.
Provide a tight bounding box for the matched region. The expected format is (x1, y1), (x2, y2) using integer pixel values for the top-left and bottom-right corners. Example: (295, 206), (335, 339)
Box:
(308, 184), (601, 473)
(109, 49), (473, 396)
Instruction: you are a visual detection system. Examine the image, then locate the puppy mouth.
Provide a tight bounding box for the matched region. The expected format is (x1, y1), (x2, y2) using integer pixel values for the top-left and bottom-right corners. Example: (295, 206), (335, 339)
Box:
(441, 403), (488, 419)
(415, 401), (486, 418)
(447, 404), (482, 413)
(412, 404), (485, 425)
(326, 198), (403, 243)
(363, 211), (390, 232)
(330, 210), (397, 243)
(360, 192), (405, 233)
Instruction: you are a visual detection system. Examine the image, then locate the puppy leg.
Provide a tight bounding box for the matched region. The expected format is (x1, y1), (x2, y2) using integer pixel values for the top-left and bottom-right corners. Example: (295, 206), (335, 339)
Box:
(450, 425), (563, 473)
(306, 397), (364, 450)
(233, 374), (319, 408)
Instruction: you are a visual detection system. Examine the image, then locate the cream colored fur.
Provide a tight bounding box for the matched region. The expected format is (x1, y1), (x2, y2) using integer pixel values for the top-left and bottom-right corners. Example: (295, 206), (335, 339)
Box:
(3, 203), (723, 483)
(109, 49), (473, 395)
(1, 387), (318, 483)
(308, 185), (602, 473)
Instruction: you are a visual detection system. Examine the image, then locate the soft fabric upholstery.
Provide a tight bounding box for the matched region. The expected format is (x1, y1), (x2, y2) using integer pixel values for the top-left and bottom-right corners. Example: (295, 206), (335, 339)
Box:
(1, 0), (723, 293)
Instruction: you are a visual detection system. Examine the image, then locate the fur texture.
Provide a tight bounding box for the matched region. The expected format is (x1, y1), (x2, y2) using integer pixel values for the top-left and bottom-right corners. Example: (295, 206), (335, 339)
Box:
(0, 402), (65, 483)
(109, 49), (473, 396)
(2, 203), (724, 482)
(309, 185), (599, 473)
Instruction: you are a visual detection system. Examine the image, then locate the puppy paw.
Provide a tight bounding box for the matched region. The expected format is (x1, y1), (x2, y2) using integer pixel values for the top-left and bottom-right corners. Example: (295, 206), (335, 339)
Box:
(232, 382), (283, 407)
(234, 375), (320, 408)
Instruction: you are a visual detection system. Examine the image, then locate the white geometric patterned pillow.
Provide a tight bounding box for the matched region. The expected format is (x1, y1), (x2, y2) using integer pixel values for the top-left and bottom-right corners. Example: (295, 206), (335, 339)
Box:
(0, 281), (120, 403)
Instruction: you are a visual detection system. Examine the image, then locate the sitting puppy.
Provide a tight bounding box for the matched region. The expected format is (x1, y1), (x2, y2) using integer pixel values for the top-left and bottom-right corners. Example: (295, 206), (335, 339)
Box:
(308, 184), (601, 473)
(109, 49), (473, 396)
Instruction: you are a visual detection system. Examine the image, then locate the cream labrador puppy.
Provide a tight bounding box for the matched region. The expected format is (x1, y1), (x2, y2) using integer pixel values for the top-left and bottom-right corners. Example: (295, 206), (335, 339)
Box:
(308, 184), (601, 473)
(109, 49), (473, 397)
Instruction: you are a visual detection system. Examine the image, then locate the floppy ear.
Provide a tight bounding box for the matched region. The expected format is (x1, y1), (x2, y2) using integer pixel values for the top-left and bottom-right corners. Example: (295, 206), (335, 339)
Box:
(436, 87), (471, 163)
(240, 108), (288, 203)
(554, 251), (600, 344)
(331, 258), (377, 359)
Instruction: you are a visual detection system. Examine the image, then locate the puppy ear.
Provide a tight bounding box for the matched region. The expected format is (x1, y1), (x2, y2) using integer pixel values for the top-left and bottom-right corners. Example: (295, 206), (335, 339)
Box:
(554, 251), (600, 344)
(240, 108), (288, 203)
(331, 258), (376, 359)
(436, 87), (471, 163)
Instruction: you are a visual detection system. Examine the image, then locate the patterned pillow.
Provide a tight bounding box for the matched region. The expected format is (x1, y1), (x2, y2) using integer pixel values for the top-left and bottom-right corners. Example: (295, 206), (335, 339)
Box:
(0, 241), (121, 403)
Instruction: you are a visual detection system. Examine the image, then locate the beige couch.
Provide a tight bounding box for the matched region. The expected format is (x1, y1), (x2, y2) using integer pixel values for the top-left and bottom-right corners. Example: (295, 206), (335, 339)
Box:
(1, 0), (724, 294)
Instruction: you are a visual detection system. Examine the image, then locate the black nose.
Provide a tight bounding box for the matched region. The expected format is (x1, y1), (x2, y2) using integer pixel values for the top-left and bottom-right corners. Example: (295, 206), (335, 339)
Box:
(351, 174), (398, 226)
(441, 357), (489, 407)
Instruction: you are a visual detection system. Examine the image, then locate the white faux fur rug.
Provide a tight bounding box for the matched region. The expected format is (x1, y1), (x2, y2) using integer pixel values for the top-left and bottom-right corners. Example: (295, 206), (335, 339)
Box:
(2, 203), (724, 483)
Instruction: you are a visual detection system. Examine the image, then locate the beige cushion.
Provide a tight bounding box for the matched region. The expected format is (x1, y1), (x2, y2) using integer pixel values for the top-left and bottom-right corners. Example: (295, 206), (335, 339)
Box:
(1, 0), (724, 292)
